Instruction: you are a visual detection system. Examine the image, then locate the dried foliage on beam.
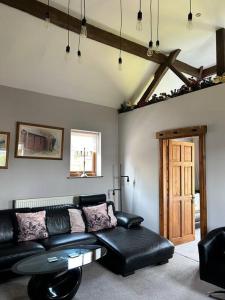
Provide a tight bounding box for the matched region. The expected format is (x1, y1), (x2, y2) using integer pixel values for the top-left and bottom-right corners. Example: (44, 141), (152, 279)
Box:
(118, 77), (219, 114)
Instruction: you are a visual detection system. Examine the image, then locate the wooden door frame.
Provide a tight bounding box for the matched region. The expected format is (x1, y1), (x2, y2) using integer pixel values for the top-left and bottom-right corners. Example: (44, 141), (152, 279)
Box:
(156, 125), (207, 240)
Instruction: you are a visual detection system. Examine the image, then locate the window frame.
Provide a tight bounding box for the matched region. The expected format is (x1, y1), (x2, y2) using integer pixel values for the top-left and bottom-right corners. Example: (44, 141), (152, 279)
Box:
(70, 129), (101, 177)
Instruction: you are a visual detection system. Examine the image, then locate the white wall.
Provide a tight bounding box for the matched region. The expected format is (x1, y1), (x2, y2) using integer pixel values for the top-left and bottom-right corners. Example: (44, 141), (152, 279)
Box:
(0, 85), (119, 209)
(119, 83), (225, 232)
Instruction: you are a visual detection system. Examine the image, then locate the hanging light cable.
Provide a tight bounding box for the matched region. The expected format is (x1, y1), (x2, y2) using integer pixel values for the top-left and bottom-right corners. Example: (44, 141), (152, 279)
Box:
(136, 0), (143, 31)
(65, 0), (71, 53)
(187, 0), (193, 30)
(45, 0), (50, 23)
(77, 0), (82, 58)
(118, 0), (123, 70)
(81, 0), (87, 38)
(147, 0), (153, 57)
(155, 0), (160, 53)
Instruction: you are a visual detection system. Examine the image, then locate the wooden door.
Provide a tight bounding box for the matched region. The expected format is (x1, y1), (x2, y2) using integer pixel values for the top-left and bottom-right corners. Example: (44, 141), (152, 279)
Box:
(168, 140), (195, 245)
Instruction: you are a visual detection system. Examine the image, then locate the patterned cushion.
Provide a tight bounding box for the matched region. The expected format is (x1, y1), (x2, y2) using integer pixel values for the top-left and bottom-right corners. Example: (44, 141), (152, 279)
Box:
(68, 209), (85, 233)
(108, 204), (117, 227)
(82, 203), (111, 232)
(16, 211), (48, 242)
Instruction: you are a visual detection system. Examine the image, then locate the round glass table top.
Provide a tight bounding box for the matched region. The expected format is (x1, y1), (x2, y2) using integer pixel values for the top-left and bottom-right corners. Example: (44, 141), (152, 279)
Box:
(12, 245), (106, 275)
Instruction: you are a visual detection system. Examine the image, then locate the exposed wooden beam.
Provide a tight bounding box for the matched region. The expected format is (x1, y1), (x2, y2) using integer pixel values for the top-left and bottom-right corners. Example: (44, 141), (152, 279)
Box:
(173, 60), (199, 78)
(138, 50), (181, 105)
(202, 65), (216, 78)
(202, 28), (225, 78)
(216, 28), (225, 76)
(169, 65), (192, 87)
(156, 125), (207, 139)
(198, 66), (204, 79)
(1, 0), (200, 77)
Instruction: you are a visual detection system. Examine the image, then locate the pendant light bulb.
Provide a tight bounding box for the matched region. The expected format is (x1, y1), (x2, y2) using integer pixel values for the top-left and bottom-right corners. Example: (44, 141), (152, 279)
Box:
(118, 57), (123, 71)
(187, 12), (193, 30)
(155, 40), (160, 53)
(66, 45), (70, 53)
(147, 40), (154, 57)
(45, 12), (50, 23)
(187, 0), (193, 30)
(77, 49), (82, 63)
(45, 0), (50, 28)
(81, 18), (87, 38)
(136, 10), (143, 31)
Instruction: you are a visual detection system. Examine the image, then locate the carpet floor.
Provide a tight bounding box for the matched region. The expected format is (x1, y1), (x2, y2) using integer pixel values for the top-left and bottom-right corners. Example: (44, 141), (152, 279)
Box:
(0, 253), (216, 300)
(175, 228), (201, 262)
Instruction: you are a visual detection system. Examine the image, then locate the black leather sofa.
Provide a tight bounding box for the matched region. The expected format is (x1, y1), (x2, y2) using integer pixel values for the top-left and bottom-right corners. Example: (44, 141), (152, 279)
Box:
(0, 194), (174, 278)
(198, 227), (225, 289)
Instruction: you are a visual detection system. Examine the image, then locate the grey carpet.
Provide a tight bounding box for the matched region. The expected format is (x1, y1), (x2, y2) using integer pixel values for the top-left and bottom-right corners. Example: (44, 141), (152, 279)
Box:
(0, 253), (216, 300)
(175, 228), (201, 262)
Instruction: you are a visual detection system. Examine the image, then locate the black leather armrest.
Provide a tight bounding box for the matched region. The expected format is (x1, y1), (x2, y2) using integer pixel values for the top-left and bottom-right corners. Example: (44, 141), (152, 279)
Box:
(114, 211), (144, 229)
(198, 228), (225, 267)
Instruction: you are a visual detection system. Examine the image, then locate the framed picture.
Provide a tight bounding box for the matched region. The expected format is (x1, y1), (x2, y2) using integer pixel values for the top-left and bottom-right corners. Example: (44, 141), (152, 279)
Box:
(15, 122), (64, 160)
(0, 132), (10, 169)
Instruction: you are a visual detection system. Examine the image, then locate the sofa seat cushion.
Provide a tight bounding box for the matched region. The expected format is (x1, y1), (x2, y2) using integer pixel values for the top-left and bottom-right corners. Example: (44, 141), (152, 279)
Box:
(95, 226), (174, 275)
(39, 232), (97, 250)
(0, 241), (45, 271)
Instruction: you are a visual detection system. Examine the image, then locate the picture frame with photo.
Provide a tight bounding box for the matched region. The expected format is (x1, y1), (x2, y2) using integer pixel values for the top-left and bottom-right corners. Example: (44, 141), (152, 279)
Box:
(15, 122), (64, 160)
(0, 132), (10, 169)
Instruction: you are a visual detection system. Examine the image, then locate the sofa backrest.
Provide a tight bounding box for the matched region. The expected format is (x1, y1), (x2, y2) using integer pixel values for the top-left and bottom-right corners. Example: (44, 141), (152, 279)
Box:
(79, 194), (107, 207)
(0, 194), (114, 244)
(0, 210), (14, 243)
(0, 204), (78, 243)
(44, 205), (73, 236)
(23, 204), (77, 237)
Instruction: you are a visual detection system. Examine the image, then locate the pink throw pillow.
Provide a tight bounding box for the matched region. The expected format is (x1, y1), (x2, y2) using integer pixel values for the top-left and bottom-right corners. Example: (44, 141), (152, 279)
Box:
(82, 203), (111, 232)
(16, 211), (48, 242)
(68, 209), (85, 233)
(108, 204), (117, 227)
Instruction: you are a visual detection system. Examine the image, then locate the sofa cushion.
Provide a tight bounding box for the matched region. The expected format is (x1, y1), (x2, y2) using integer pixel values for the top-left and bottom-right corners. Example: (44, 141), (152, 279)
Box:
(68, 209), (85, 233)
(0, 241), (45, 271)
(95, 226), (174, 275)
(16, 211), (48, 242)
(39, 232), (97, 250)
(0, 211), (14, 243)
(82, 203), (111, 232)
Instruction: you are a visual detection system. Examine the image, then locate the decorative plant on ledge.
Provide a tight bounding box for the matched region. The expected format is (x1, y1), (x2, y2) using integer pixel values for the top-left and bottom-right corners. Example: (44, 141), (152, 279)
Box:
(118, 77), (220, 114)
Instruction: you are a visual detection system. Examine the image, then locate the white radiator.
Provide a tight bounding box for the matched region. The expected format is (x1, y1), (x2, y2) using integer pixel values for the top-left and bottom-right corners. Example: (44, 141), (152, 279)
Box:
(13, 196), (76, 209)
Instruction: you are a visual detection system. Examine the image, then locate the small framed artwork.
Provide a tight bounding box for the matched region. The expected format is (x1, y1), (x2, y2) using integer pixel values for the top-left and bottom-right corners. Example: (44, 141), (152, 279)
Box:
(15, 122), (64, 160)
(0, 132), (10, 169)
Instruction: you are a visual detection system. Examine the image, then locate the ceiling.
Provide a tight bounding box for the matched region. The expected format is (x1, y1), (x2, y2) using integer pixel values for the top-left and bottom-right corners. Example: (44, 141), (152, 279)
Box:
(0, 0), (224, 108)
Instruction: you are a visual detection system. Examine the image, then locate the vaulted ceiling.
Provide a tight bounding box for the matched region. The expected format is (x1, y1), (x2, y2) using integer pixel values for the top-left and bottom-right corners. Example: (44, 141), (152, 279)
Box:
(0, 0), (224, 108)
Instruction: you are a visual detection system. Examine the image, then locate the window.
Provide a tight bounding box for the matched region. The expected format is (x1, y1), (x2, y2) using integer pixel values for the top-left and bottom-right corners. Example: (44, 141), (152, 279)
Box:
(70, 130), (101, 177)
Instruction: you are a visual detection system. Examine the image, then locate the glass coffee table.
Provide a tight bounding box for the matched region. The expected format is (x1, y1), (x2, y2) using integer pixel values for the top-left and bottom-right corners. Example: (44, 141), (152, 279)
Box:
(12, 245), (106, 300)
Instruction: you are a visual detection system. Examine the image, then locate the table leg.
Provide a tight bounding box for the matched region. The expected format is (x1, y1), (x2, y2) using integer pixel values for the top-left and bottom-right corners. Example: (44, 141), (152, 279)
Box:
(27, 267), (82, 300)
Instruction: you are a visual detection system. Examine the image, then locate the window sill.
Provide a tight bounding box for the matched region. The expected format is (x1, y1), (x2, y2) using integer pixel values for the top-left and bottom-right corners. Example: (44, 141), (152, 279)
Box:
(67, 176), (103, 179)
